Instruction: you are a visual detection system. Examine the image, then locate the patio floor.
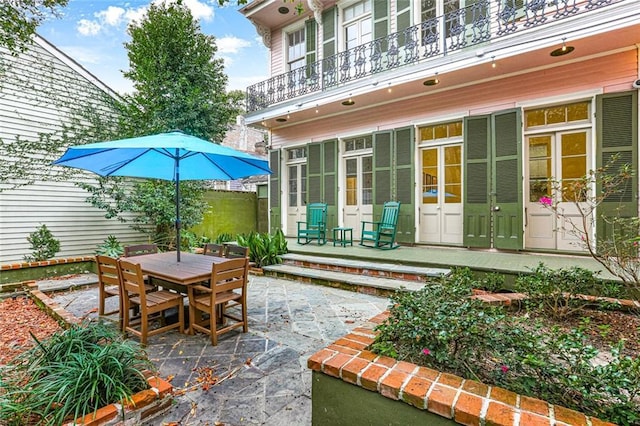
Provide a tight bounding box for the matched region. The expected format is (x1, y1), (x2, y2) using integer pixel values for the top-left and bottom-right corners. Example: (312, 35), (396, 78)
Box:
(51, 274), (389, 425)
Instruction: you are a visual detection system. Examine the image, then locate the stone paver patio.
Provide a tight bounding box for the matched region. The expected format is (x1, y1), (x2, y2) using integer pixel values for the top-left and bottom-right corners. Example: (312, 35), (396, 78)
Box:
(51, 274), (389, 425)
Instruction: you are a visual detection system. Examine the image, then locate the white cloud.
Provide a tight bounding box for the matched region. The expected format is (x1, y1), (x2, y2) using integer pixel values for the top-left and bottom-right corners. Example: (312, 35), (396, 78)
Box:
(216, 36), (251, 54)
(96, 6), (126, 26)
(76, 0), (215, 37)
(77, 19), (101, 36)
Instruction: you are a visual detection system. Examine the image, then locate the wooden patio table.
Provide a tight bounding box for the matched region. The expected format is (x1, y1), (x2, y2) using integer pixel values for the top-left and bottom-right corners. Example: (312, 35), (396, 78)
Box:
(130, 251), (230, 287)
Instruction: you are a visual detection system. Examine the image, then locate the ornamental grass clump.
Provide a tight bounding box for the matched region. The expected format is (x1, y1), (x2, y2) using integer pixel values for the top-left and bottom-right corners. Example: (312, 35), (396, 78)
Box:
(0, 321), (153, 425)
(371, 268), (640, 425)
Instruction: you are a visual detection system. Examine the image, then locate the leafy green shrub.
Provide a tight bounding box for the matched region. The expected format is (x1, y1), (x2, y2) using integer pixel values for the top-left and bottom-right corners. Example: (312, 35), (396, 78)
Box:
(515, 263), (622, 319)
(371, 267), (640, 425)
(214, 232), (234, 244)
(24, 224), (60, 262)
(236, 229), (288, 268)
(0, 322), (153, 425)
(95, 235), (124, 257)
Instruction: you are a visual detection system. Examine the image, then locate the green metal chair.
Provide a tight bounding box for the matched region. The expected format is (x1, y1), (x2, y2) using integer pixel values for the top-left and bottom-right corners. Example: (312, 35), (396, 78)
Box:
(360, 201), (401, 250)
(297, 203), (327, 245)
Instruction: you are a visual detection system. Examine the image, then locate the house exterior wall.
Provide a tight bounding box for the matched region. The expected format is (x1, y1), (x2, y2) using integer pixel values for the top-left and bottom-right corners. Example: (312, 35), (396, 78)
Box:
(242, 0), (640, 253)
(0, 36), (143, 264)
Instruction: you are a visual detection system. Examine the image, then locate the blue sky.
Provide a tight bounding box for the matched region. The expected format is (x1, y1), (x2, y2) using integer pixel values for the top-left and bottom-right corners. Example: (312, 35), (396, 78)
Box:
(38, 0), (268, 94)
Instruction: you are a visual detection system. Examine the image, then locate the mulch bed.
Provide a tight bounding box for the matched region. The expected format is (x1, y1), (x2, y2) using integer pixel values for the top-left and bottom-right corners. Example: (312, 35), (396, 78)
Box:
(0, 296), (62, 365)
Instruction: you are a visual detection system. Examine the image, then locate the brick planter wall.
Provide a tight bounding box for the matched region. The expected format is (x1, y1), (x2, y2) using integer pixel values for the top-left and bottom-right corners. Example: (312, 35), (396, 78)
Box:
(0, 256), (95, 285)
(308, 311), (616, 426)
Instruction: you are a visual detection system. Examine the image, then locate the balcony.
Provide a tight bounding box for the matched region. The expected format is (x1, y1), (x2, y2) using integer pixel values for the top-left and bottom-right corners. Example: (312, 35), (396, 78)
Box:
(246, 0), (625, 113)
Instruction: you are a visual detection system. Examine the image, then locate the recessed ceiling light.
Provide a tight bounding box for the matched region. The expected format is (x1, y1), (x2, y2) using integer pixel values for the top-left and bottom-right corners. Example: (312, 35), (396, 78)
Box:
(550, 45), (574, 57)
(278, 6), (289, 14)
(275, 117), (287, 122)
(342, 99), (355, 106)
(423, 78), (439, 86)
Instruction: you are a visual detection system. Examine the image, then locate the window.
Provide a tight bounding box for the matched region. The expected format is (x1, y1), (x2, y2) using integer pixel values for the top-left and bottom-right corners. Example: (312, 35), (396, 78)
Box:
(525, 102), (590, 129)
(343, 0), (372, 50)
(344, 136), (372, 152)
(419, 121), (462, 142)
(287, 147), (307, 160)
(287, 27), (306, 70)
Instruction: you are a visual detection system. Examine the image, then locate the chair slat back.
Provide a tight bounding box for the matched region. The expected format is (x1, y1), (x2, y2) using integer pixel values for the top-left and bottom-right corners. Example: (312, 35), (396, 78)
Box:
(203, 243), (224, 257)
(96, 255), (121, 287)
(306, 203), (327, 228)
(380, 201), (400, 228)
(223, 244), (249, 259)
(211, 258), (248, 293)
(124, 244), (158, 257)
(118, 259), (147, 301)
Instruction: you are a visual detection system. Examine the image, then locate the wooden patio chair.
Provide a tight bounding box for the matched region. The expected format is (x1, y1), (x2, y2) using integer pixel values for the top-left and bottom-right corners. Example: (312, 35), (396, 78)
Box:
(187, 258), (249, 346)
(118, 259), (184, 345)
(95, 255), (122, 320)
(297, 202), (327, 245)
(223, 244), (249, 259)
(203, 243), (224, 257)
(123, 244), (158, 257)
(360, 201), (401, 250)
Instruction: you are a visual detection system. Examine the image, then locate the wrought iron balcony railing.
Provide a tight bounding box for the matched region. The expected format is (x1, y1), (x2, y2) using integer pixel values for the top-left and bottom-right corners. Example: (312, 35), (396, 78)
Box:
(246, 0), (622, 113)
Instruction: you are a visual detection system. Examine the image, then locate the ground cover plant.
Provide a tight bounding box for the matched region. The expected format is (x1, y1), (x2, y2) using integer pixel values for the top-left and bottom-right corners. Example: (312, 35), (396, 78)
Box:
(371, 267), (640, 425)
(0, 321), (153, 425)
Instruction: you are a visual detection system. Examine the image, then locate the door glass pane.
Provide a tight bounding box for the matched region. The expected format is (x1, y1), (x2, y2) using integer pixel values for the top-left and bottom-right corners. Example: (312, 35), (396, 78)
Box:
(288, 166), (298, 207)
(444, 145), (462, 203)
(422, 149), (438, 204)
(546, 106), (566, 124)
(528, 136), (551, 202)
(362, 156), (373, 205)
(346, 158), (357, 205)
(301, 164), (307, 205)
(561, 132), (587, 202)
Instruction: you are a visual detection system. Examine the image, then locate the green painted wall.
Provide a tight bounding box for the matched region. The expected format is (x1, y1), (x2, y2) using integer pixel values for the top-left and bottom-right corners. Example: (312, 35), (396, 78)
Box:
(190, 190), (259, 239)
(312, 372), (456, 426)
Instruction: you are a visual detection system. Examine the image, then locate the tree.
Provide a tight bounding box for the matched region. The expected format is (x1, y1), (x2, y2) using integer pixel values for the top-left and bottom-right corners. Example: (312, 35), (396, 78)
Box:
(82, 2), (239, 249)
(0, 0), (68, 54)
(122, 1), (234, 141)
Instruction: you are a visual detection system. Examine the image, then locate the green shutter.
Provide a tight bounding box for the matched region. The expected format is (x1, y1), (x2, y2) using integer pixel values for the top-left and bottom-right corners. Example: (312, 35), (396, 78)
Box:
(394, 126), (414, 244)
(373, 131), (393, 209)
(322, 139), (338, 230)
(396, 0), (411, 47)
(307, 142), (322, 204)
(269, 149), (281, 234)
(373, 1), (389, 51)
(305, 19), (316, 75)
(463, 115), (491, 247)
(596, 91), (638, 243)
(491, 108), (523, 250)
(322, 7), (336, 58)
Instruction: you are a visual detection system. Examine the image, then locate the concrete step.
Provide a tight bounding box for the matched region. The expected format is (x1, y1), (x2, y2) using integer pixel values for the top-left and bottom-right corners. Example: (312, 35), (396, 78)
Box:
(280, 253), (450, 282)
(262, 262), (439, 297)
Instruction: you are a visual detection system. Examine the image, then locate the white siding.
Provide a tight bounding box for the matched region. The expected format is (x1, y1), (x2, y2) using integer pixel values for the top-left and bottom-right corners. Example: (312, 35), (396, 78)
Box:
(0, 36), (146, 264)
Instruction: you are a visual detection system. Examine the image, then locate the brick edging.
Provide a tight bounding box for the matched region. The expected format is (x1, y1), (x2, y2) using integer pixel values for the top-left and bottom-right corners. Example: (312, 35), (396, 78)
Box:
(307, 311), (616, 426)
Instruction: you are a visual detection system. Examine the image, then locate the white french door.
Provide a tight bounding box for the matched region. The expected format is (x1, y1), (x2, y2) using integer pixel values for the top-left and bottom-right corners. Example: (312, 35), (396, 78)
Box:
(525, 130), (591, 251)
(343, 155), (373, 238)
(286, 163), (307, 236)
(419, 144), (463, 244)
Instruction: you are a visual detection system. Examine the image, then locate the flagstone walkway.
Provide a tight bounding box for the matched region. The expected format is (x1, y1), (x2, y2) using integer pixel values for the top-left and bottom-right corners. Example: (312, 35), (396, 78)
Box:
(52, 274), (389, 425)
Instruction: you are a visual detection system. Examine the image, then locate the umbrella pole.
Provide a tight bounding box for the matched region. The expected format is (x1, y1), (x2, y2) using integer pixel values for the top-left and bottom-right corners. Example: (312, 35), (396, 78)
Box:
(175, 153), (181, 262)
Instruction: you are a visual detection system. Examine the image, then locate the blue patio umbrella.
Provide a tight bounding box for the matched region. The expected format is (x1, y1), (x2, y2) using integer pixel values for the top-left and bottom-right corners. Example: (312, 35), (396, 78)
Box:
(52, 130), (271, 261)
